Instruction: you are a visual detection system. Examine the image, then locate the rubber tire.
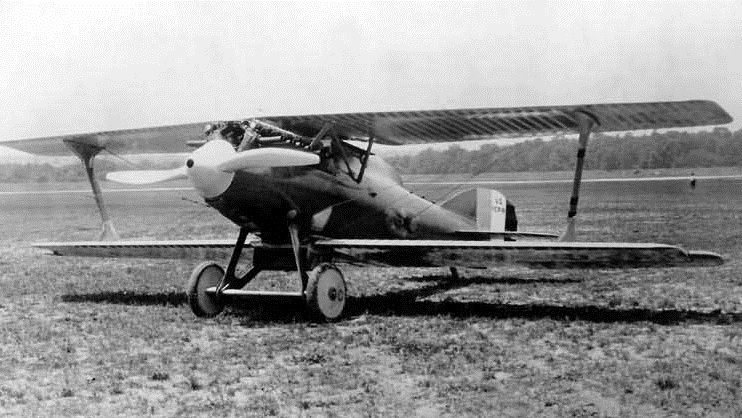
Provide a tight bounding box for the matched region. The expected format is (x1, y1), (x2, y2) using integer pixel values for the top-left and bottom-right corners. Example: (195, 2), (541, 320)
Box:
(186, 262), (225, 318)
(305, 263), (347, 322)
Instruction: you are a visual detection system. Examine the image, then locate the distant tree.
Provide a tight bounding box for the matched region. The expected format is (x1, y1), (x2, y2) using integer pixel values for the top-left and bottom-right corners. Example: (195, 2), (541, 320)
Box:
(4, 127), (742, 182)
(386, 128), (742, 174)
(0, 156), (182, 183)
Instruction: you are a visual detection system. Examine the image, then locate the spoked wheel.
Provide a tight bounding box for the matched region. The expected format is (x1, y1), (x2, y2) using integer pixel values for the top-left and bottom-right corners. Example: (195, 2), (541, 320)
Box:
(305, 263), (347, 322)
(186, 262), (225, 318)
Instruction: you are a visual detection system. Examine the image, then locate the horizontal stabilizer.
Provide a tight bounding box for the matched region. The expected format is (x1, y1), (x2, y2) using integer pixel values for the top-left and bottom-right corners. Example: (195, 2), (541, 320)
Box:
(454, 230), (559, 240)
(316, 239), (723, 269)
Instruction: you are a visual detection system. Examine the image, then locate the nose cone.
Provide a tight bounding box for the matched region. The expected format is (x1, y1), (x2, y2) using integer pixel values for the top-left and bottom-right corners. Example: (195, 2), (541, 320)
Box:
(187, 139), (236, 199)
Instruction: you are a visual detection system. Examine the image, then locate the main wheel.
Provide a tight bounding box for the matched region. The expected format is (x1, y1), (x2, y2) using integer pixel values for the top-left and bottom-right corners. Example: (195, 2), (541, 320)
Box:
(186, 262), (225, 318)
(305, 263), (347, 322)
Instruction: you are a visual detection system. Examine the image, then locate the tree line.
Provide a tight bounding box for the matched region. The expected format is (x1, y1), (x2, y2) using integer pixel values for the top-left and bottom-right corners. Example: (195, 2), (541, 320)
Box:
(2, 127), (742, 182)
(0, 158), (180, 183)
(388, 127), (742, 174)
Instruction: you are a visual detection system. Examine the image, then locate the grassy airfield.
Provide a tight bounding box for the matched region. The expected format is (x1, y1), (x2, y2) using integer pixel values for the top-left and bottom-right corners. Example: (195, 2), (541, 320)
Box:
(1, 172), (742, 417)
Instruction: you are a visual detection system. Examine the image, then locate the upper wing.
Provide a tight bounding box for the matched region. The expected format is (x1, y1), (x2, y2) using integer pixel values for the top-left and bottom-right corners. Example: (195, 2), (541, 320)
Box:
(0, 122), (203, 156)
(315, 239), (723, 269)
(263, 100), (733, 144)
(1, 100), (732, 154)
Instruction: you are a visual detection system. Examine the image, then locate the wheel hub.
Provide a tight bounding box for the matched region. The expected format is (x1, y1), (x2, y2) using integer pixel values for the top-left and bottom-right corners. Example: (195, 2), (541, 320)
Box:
(328, 287), (345, 302)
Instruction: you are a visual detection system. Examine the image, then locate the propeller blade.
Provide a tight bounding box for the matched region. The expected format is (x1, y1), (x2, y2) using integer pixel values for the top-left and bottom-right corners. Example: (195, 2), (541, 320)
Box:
(106, 166), (188, 185)
(217, 148), (320, 172)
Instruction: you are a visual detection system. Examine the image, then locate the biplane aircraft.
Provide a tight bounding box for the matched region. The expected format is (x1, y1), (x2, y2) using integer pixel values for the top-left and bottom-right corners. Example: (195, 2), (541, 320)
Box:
(1, 100), (733, 321)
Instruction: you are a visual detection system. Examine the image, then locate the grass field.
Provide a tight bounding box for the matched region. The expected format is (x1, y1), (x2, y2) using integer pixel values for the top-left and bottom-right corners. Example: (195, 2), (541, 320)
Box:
(1, 175), (742, 417)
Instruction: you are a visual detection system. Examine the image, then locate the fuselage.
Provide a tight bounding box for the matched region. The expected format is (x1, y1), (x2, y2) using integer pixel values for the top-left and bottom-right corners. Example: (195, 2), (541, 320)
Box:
(201, 143), (476, 244)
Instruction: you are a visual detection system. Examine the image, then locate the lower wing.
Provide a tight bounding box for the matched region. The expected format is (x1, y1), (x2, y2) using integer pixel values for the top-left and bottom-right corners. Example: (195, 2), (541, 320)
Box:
(314, 239), (723, 269)
(34, 239), (238, 259)
(34, 238), (722, 269)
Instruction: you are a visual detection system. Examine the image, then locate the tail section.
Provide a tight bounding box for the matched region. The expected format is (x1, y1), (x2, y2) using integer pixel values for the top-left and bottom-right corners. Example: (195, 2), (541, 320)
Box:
(439, 188), (517, 232)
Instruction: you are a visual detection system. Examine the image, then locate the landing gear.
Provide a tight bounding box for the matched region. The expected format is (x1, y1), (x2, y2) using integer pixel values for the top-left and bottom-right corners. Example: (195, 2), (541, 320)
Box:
(186, 262), (225, 318)
(306, 263), (347, 321)
(185, 225), (348, 321)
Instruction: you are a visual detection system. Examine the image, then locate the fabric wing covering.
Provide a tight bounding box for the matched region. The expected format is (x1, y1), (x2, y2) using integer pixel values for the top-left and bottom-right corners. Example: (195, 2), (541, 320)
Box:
(0, 100), (732, 154)
(272, 100), (733, 144)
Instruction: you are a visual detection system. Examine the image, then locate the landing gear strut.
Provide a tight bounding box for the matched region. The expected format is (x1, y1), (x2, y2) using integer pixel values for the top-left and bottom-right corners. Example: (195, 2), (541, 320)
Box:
(185, 224), (347, 321)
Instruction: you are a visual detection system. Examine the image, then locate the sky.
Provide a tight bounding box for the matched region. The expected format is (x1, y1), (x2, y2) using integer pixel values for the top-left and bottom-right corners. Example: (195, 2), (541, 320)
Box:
(1, 1), (740, 152)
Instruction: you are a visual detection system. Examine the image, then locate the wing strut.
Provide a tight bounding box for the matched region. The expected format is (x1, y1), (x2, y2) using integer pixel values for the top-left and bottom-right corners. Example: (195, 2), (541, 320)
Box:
(559, 112), (596, 242)
(64, 139), (120, 240)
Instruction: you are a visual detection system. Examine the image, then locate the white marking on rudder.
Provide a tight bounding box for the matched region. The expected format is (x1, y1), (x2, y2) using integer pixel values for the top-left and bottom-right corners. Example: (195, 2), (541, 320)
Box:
(476, 189), (506, 232)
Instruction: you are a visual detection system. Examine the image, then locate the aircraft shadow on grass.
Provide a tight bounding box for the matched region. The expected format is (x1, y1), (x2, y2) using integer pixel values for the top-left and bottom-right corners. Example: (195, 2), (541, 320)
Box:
(61, 274), (742, 326)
